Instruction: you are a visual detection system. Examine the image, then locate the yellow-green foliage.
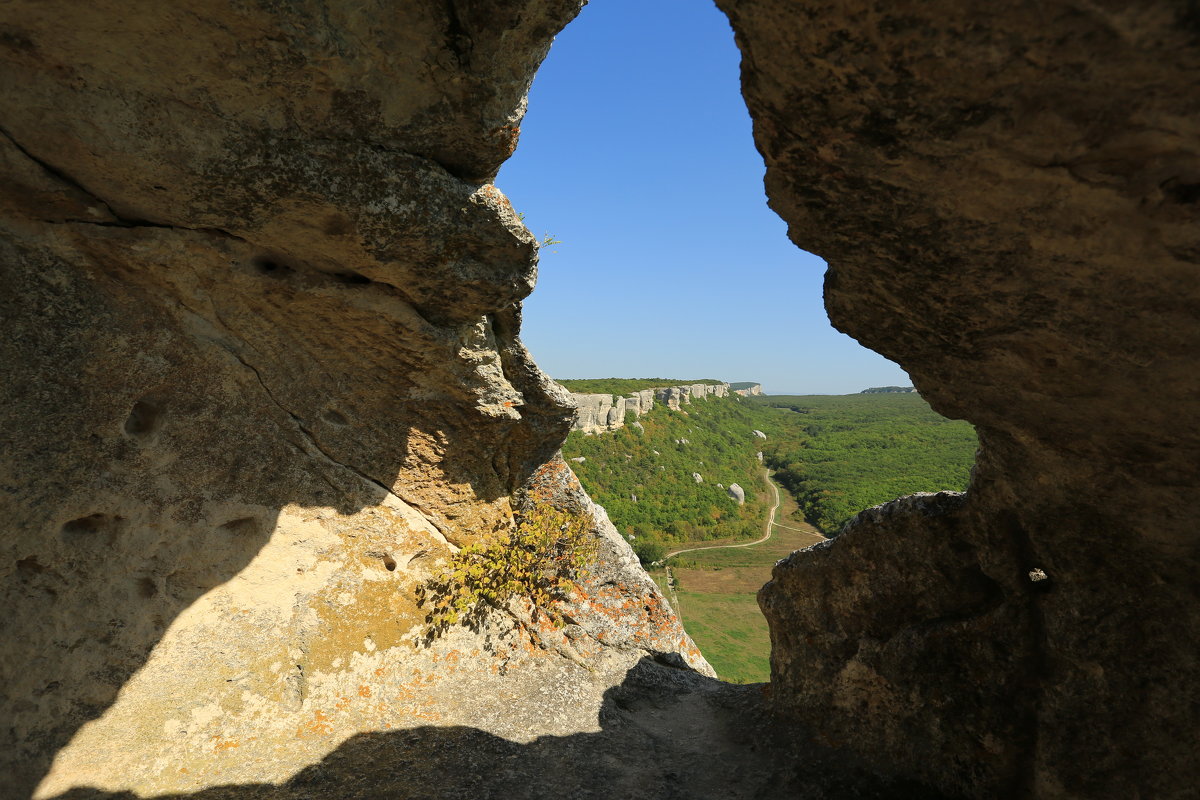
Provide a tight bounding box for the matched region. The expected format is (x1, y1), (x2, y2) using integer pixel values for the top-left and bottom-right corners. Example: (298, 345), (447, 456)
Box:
(419, 504), (597, 633)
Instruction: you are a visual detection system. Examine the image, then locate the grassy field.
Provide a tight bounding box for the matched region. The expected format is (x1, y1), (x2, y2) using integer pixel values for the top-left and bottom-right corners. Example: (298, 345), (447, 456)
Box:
(652, 482), (824, 684)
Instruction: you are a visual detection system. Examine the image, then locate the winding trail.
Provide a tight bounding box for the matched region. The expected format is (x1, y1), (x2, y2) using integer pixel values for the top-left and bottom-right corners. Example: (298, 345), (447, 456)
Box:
(661, 467), (784, 616)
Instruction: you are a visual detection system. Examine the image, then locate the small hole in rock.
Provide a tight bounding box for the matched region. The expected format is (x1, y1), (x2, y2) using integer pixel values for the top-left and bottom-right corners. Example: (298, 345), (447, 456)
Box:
(383, 556), (397, 571)
(61, 513), (123, 541)
(219, 517), (261, 536)
(1165, 181), (1200, 205)
(331, 270), (371, 285)
(16, 556), (45, 576)
(322, 409), (349, 426)
(137, 577), (158, 598)
(123, 399), (161, 437)
(252, 256), (292, 276)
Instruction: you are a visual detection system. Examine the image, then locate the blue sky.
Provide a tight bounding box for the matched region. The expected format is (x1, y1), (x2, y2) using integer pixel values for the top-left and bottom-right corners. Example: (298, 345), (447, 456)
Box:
(497, 0), (910, 395)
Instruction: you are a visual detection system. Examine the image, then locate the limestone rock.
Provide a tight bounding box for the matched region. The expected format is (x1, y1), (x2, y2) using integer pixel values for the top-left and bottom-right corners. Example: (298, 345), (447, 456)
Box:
(692, 472), (703, 484)
(727, 484), (745, 505)
(655, 386), (684, 411)
(720, 0), (1200, 795)
(752, 430), (767, 440)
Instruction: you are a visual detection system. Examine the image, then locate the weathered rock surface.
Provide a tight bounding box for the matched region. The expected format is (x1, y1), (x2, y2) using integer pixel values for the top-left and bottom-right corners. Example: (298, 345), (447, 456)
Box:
(650, 386), (678, 411)
(0, 2), (714, 796)
(727, 484), (746, 505)
(720, 0), (1200, 796)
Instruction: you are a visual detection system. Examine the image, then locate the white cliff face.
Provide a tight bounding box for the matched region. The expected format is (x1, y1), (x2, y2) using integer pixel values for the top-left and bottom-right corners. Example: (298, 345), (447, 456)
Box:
(732, 383), (763, 397)
(572, 393), (626, 435)
(566, 382), (733, 434)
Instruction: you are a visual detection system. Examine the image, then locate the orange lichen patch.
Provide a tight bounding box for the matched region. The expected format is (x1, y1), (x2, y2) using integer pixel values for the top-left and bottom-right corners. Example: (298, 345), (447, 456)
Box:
(335, 696), (351, 712)
(211, 735), (240, 752)
(374, 668), (385, 677)
(358, 684), (372, 698)
(524, 457), (583, 504)
(297, 710), (333, 738)
(306, 577), (424, 673)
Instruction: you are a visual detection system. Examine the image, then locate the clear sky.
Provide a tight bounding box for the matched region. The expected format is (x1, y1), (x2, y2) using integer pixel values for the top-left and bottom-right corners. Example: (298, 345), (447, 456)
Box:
(497, 0), (911, 396)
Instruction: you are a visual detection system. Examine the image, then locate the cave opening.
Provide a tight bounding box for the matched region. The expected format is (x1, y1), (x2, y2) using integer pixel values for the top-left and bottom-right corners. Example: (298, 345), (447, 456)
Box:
(496, 1), (978, 684)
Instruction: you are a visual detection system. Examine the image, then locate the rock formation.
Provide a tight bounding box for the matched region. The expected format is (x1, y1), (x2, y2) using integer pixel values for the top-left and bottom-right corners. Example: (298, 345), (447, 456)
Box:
(0, 2), (710, 796)
(718, 0), (1200, 796)
(731, 383), (762, 396)
(567, 382), (731, 434)
(727, 484), (746, 505)
(4, 0), (1197, 797)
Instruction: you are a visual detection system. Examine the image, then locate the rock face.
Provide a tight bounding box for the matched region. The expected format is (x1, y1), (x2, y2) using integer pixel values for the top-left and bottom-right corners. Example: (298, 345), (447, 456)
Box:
(656, 386), (685, 411)
(0, 2), (712, 796)
(727, 484), (745, 505)
(567, 383), (730, 434)
(571, 392), (629, 434)
(719, 0), (1200, 796)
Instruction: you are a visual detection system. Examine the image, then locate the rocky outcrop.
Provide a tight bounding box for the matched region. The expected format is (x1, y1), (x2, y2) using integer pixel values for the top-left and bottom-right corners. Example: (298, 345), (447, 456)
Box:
(572, 393), (627, 435)
(568, 382), (731, 433)
(731, 383), (763, 396)
(720, 0), (1200, 796)
(727, 484), (746, 505)
(656, 386), (686, 411)
(0, 3), (710, 796)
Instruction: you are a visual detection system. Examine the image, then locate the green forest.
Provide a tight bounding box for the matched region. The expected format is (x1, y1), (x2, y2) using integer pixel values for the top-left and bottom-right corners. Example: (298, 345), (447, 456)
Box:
(749, 394), (977, 533)
(555, 377), (724, 396)
(562, 389), (979, 683)
(561, 397), (768, 558)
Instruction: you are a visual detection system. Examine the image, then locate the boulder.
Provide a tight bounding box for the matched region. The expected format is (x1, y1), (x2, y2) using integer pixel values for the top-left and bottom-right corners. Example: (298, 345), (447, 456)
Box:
(727, 484), (745, 505)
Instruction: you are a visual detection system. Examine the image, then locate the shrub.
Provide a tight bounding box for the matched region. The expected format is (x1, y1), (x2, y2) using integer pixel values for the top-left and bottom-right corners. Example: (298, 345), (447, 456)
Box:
(418, 503), (597, 634)
(632, 540), (666, 566)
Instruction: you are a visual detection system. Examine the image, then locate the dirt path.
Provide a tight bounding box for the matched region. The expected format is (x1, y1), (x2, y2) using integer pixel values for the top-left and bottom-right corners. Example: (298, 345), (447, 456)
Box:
(665, 467), (782, 561)
(661, 468), (784, 616)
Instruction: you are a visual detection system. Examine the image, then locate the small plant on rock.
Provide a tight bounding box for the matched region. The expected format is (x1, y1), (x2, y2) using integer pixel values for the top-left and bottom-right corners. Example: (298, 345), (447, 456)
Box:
(418, 503), (597, 637)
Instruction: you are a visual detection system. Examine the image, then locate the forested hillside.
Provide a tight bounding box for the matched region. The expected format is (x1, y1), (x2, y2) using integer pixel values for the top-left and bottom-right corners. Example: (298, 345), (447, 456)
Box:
(561, 397), (768, 561)
(563, 388), (980, 683)
(749, 394), (977, 533)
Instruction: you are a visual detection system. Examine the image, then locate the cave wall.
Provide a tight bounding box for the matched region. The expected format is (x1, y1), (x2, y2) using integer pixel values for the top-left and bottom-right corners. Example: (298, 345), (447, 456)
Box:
(0, 2), (714, 796)
(717, 0), (1200, 797)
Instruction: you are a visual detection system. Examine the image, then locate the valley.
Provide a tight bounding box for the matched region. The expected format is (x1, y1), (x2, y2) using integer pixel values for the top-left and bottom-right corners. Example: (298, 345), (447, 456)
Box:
(561, 384), (978, 683)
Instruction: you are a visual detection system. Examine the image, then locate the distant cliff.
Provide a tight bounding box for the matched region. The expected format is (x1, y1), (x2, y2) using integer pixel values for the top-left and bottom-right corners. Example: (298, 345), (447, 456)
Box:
(568, 382), (733, 434)
(730, 383), (762, 397)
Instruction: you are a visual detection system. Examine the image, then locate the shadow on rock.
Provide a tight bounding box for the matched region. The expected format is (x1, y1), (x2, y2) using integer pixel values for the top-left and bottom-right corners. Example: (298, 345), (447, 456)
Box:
(47, 658), (955, 800)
